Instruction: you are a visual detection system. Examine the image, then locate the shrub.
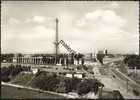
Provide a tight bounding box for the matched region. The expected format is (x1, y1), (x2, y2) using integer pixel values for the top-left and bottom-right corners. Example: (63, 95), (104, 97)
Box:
(31, 74), (46, 89)
(31, 72), (60, 91)
(77, 80), (91, 95)
(56, 79), (66, 93)
(77, 79), (103, 96)
(83, 65), (88, 71)
(107, 54), (115, 58)
(1, 64), (31, 83)
(64, 78), (72, 93)
(1, 75), (10, 82)
(11, 73), (33, 85)
(32, 72), (81, 93)
(1, 67), (11, 76)
(133, 89), (139, 96)
(64, 77), (81, 93)
(71, 77), (81, 90)
(44, 75), (60, 91)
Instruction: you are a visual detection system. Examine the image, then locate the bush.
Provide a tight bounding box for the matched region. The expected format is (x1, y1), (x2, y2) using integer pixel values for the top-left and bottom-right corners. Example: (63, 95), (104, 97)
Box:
(64, 77), (81, 93)
(1, 75), (10, 82)
(11, 73), (33, 85)
(31, 73), (46, 89)
(83, 65), (88, 71)
(44, 75), (60, 91)
(1, 64), (31, 82)
(133, 89), (139, 96)
(107, 54), (115, 58)
(64, 78), (72, 93)
(31, 72), (81, 93)
(31, 72), (60, 91)
(1, 67), (11, 76)
(32, 72), (105, 95)
(77, 80), (91, 95)
(77, 79), (103, 95)
(56, 78), (66, 93)
(1, 67), (11, 82)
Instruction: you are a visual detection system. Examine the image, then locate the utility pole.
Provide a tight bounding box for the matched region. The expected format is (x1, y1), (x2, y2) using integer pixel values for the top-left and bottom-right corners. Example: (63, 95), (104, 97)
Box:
(126, 79), (129, 93)
(55, 18), (59, 64)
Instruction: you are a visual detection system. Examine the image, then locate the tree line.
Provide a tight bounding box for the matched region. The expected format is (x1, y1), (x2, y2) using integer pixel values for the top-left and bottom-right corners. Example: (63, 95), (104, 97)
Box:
(1, 53), (85, 65)
(123, 54), (140, 69)
(1, 64), (31, 82)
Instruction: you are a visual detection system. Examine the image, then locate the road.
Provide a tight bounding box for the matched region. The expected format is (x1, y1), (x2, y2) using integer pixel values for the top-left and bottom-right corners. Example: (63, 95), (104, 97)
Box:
(103, 56), (140, 87)
(110, 68), (140, 88)
(103, 57), (140, 99)
(84, 56), (140, 99)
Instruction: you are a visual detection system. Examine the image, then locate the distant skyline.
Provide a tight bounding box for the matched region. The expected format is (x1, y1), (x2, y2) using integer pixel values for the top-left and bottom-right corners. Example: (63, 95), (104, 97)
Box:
(1, 1), (139, 54)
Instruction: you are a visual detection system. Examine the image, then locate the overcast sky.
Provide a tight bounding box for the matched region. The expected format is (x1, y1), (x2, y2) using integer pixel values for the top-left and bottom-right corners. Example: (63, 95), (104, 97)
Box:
(1, 1), (139, 54)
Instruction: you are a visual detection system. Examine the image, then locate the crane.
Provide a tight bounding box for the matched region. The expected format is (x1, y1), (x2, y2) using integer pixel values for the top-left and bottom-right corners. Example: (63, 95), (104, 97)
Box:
(58, 40), (76, 54)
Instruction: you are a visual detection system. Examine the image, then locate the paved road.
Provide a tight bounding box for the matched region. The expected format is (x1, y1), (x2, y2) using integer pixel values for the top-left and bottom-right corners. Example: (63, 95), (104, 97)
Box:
(85, 56), (140, 99)
(103, 58), (140, 99)
(110, 68), (140, 87)
(103, 57), (140, 86)
(105, 57), (140, 89)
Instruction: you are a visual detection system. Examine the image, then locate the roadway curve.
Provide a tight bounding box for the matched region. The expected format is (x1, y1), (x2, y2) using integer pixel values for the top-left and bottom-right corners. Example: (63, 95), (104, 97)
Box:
(104, 57), (140, 99)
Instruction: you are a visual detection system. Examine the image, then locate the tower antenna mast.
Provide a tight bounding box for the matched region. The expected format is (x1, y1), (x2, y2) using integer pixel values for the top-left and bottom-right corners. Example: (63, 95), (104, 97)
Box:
(55, 18), (59, 60)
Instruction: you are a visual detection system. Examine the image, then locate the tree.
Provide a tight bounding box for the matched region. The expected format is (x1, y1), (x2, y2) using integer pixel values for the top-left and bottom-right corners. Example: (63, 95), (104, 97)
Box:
(123, 55), (140, 69)
(1, 53), (14, 62)
(74, 53), (84, 64)
(17, 53), (23, 57)
(105, 49), (108, 56)
(42, 56), (47, 64)
(82, 58), (85, 65)
(97, 54), (105, 64)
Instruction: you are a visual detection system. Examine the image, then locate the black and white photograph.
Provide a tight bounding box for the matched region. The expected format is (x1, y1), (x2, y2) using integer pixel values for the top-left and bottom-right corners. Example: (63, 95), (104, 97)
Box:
(1, 1), (140, 99)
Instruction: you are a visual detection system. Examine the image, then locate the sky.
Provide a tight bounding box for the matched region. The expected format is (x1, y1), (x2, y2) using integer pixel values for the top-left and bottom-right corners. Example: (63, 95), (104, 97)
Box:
(1, 1), (139, 54)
